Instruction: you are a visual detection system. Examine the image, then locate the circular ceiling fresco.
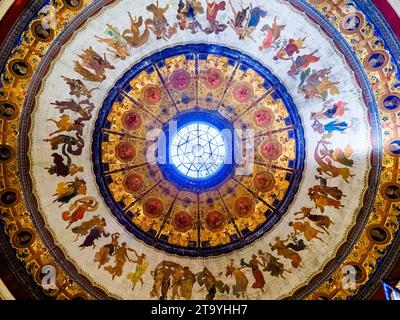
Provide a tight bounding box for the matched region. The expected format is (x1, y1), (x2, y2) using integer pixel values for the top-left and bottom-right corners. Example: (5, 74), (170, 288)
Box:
(0, 0), (399, 300)
(92, 43), (305, 256)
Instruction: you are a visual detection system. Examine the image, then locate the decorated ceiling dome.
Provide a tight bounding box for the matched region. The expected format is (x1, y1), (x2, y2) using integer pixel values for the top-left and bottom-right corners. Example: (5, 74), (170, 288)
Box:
(92, 43), (305, 257)
(0, 0), (399, 300)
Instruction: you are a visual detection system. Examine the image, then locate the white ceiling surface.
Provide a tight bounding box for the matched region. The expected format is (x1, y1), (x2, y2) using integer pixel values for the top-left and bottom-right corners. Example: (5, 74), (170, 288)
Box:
(0, 0), (398, 29)
(0, 1), (398, 29)
(0, 279), (14, 300)
(388, 0), (400, 16)
(0, 0), (13, 21)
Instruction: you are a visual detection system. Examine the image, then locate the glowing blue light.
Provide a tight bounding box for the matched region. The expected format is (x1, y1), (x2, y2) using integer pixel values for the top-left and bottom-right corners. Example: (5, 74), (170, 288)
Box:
(170, 122), (226, 179)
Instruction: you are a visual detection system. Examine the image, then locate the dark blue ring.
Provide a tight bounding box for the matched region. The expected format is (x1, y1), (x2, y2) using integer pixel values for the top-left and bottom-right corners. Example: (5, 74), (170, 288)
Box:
(93, 43), (305, 256)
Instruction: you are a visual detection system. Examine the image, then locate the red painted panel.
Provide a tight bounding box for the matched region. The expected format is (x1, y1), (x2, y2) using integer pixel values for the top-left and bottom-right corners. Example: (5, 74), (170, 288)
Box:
(0, 0), (31, 47)
(371, 255), (400, 300)
(372, 0), (400, 39)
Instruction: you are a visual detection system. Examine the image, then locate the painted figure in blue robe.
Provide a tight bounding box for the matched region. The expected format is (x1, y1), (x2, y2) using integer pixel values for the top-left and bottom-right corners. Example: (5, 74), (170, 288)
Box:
(323, 105), (340, 119)
(383, 95), (400, 111)
(368, 53), (386, 69)
(228, 2), (266, 40)
(310, 100), (348, 121)
(79, 218), (110, 250)
(177, 0), (204, 34)
(248, 6), (267, 28)
(312, 119), (350, 135)
(323, 120), (350, 133)
(343, 14), (360, 31)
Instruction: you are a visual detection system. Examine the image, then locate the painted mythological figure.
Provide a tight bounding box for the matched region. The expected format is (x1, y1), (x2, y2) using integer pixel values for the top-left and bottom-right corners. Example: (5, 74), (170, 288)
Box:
(228, 1), (267, 40)
(258, 250), (291, 279)
(314, 140), (354, 182)
(259, 16), (285, 51)
(53, 177), (87, 206)
(123, 13), (150, 47)
(45, 152), (83, 177)
(146, 1), (178, 40)
(203, 0), (227, 34)
(308, 175), (346, 212)
(177, 0), (204, 34)
(62, 196), (99, 229)
(94, 232), (120, 269)
(196, 267), (230, 300)
(73, 47), (115, 82)
(45, 98), (95, 177)
(51, 99), (95, 122)
(298, 67), (339, 101)
(47, 115), (79, 136)
(240, 255), (266, 292)
(273, 38), (306, 61)
(289, 221), (326, 243)
(225, 260), (249, 298)
(79, 218), (109, 250)
(150, 261), (196, 300)
(96, 24), (130, 60)
(104, 242), (135, 280)
(312, 118), (353, 135)
(179, 266), (196, 300)
(127, 250), (149, 291)
(317, 141), (354, 167)
(294, 207), (333, 235)
(270, 236), (302, 268)
(310, 100), (349, 121)
(44, 134), (84, 159)
(286, 233), (307, 252)
(71, 215), (104, 242)
(151, 262), (173, 300)
(287, 50), (320, 77)
(61, 76), (98, 98)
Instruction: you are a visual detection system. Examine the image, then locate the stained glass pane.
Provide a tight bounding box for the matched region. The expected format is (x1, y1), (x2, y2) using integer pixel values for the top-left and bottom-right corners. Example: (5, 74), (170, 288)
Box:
(171, 123), (226, 179)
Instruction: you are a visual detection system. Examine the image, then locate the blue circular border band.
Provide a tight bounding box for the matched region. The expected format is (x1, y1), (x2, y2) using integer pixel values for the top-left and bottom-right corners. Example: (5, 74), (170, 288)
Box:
(92, 43), (306, 257)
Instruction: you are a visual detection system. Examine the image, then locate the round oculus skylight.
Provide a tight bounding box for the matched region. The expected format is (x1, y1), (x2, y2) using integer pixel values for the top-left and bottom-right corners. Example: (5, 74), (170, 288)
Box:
(170, 122), (226, 179)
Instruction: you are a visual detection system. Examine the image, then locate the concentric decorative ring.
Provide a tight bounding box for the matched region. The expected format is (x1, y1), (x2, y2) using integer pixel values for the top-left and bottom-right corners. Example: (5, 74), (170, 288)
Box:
(93, 44), (305, 256)
(1, 0), (398, 301)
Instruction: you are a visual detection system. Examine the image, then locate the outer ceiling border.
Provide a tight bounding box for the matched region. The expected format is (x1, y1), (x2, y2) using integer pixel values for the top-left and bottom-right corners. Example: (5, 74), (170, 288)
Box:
(288, 0), (384, 299)
(0, 0), (50, 301)
(0, 0), (398, 300)
(0, 0), (47, 73)
(346, 0), (400, 300)
(1, 0), (115, 300)
(19, 0), (383, 299)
